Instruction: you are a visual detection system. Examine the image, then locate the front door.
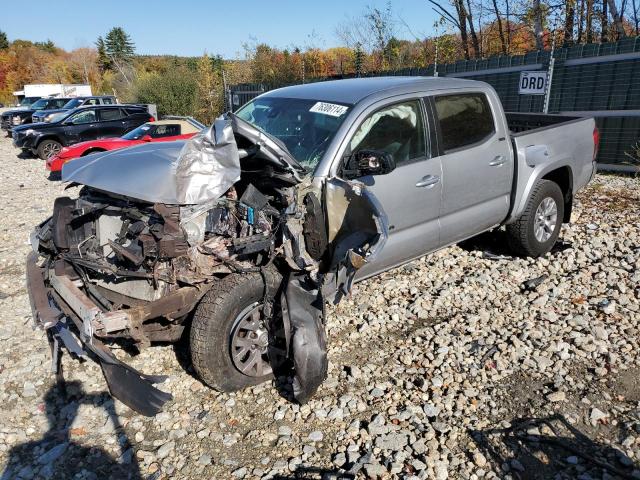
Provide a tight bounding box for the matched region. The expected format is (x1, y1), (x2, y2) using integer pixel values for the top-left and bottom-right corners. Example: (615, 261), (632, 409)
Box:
(431, 92), (513, 246)
(342, 99), (442, 279)
(64, 108), (99, 144)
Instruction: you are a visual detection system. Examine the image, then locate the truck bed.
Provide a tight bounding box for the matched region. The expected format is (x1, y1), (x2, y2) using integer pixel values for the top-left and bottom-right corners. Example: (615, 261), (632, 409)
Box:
(506, 112), (584, 135)
(505, 112), (596, 224)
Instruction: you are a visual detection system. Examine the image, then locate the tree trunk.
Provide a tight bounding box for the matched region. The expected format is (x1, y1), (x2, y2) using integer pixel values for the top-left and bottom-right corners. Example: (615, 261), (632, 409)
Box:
(533, 0), (545, 50)
(465, 0), (481, 57)
(586, 0), (595, 41)
(577, 0), (586, 42)
(492, 0), (508, 54)
(601, 0), (608, 42)
(633, 0), (640, 34)
(506, 0), (511, 53)
(606, 0), (627, 38)
(454, 0), (471, 59)
(564, 0), (576, 45)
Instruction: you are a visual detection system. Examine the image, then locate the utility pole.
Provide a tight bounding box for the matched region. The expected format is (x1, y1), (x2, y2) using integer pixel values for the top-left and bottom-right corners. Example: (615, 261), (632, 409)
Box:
(543, 16), (559, 113)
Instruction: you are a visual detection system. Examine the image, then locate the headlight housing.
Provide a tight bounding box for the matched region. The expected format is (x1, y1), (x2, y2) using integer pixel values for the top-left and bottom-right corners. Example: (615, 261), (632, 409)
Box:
(12, 116), (23, 125)
(45, 114), (55, 122)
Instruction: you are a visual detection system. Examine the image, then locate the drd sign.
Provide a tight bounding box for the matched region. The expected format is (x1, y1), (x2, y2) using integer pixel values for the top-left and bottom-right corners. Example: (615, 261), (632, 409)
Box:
(519, 71), (547, 95)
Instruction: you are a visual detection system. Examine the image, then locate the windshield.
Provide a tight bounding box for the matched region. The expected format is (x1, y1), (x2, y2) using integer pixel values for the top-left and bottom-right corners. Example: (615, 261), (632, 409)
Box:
(122, 123), (152, 140)
(29, 99), (49, 110)
(235, 96), (352, 170)
(63, 98), (83, 109)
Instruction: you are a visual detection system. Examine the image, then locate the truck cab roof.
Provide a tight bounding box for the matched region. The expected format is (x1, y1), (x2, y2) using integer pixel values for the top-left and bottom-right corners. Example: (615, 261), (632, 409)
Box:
(261, 76), (487, 105)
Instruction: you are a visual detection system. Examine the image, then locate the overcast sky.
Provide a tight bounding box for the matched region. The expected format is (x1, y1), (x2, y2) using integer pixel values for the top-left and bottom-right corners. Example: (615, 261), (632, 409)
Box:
(3, 0), (440, 57)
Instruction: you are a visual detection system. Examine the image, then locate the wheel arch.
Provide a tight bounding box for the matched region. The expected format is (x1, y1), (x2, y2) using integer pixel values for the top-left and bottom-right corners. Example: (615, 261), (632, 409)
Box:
(542, 166), (573, 223)
(34, 134), (63, 148)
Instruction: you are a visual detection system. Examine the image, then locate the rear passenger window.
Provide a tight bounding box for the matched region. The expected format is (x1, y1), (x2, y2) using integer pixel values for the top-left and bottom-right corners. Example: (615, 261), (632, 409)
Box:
(103, 98), (114, 104)
(434, 93), (495, 152)
(350, 100), (426, 165)
(152, 124), (180, 138)
(99, 108), (123, 121)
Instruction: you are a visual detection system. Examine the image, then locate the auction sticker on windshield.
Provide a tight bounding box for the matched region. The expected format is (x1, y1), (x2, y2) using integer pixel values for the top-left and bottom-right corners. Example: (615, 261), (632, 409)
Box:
(310, 102), (349, 117)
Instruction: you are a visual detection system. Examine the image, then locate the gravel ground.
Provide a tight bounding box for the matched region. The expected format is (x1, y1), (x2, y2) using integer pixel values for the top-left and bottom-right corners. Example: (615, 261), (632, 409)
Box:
(0, 120), (639, 480)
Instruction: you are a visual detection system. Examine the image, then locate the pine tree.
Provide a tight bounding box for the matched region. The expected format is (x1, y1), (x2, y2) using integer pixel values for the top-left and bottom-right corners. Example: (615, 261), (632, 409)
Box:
(0, 30), (9, 50)
(95, 36), (111, 70)
(104, 27), (135, 63)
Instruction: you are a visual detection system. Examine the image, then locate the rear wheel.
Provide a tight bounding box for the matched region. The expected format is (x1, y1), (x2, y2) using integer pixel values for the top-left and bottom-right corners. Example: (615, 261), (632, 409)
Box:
(189, 269), (284, 392)
(37, 139), (62, 160)
(506, 180), (564, 257)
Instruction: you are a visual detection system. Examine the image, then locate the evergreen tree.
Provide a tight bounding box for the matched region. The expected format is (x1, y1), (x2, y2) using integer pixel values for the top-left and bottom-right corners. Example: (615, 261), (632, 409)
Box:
(95, 36), (111, 70)
(104, 27), (135, 63)
(0, 30), (9, 50)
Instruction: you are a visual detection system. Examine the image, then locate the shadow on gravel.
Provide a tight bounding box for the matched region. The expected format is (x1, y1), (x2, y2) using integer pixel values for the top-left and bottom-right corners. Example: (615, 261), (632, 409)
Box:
(458, 230), (573, 258)
(470, 414), (638, 479)
(271, 465), (355, 479)
(1, 380), (141, 480)
(16, 149), (35, 160)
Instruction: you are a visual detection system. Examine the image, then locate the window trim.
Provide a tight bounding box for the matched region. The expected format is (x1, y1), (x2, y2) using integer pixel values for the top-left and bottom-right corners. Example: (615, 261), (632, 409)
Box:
(430, 91), (497, 155)
(344, 98), (430, 168)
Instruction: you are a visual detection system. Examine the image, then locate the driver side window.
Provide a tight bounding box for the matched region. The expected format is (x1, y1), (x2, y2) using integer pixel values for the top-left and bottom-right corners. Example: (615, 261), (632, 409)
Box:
(349, 100), (426, 165)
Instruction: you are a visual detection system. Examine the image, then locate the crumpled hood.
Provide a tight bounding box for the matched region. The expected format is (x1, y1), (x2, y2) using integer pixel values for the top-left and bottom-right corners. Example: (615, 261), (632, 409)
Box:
(62, 141), (188, 204)
(62, 117), (244, 205)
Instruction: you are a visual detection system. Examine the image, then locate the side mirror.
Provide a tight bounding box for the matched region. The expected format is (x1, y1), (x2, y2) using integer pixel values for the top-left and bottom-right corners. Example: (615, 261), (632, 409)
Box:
(345, 150), (396, 178)
(141, 134), (153, 142)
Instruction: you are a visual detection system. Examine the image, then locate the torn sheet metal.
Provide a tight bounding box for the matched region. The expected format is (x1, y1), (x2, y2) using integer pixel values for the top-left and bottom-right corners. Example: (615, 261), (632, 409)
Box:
(323, 177), (389, 302)
(281, 273), (328, 404)
(173, 117), (241, 204)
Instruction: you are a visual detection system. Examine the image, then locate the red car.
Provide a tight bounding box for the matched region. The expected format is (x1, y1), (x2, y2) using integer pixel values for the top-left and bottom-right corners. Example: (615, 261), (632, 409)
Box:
(46, 119), (203, 174)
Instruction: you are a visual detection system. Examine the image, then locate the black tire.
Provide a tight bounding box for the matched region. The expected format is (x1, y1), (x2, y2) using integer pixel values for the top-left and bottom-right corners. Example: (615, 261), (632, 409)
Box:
(37, 139), (62, 160)
(190, 269), (282, 392)
(506, 179), (564, 258)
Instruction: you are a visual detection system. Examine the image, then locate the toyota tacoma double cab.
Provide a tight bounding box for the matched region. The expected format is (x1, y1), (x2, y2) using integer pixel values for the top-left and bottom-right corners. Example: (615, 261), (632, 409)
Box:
(26, 77), (597, 415)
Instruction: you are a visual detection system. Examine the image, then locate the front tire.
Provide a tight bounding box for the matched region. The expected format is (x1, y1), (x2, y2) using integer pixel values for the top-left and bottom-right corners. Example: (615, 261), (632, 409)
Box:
(190, 269), (283, 392)
(506, 180), (564, 257)
(37, 139), (62, 160)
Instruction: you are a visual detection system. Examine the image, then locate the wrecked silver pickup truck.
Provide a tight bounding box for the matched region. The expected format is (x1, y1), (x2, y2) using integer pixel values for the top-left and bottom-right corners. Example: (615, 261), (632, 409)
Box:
(27, 77), (597, 416)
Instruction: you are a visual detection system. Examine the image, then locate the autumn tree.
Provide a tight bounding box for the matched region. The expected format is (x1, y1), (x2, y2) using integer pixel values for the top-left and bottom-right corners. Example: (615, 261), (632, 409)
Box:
(194, 53), (224, 124)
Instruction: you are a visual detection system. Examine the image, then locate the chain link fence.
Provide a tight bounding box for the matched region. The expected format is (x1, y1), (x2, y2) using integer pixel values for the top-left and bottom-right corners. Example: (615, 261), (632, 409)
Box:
(228, 37), (640, 171)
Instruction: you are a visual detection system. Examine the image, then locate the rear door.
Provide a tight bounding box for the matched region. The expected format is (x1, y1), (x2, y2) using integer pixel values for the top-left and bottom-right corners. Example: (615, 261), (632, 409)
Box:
(64, 108), (99, 143)
(343, 98), (442, 278)
(431, 92), (513, 246)
(122, 108), (149, 132)
(97, 107), (126, 138)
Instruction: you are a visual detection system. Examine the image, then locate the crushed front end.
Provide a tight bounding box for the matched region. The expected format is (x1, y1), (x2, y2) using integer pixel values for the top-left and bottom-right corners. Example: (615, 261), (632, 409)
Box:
(26, 115), (388, 415)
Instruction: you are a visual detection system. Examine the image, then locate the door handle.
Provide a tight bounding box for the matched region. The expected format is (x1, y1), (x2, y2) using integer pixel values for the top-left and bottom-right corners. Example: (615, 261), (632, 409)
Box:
(489, 155), (506, 166)
(416, 174), (440, 188)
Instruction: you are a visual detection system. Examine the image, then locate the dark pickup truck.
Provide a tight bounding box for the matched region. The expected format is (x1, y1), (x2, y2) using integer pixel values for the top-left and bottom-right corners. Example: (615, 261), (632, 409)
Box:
(1, 97), (71, 132)
(12, 104), (154, 159)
